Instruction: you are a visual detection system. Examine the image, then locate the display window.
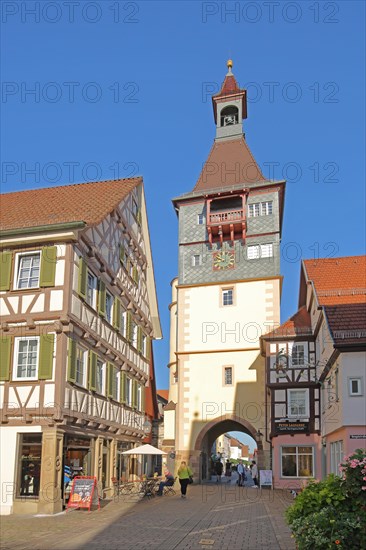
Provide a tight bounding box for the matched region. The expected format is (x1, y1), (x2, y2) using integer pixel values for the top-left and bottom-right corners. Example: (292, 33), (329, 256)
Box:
(17, 434), (42, 498)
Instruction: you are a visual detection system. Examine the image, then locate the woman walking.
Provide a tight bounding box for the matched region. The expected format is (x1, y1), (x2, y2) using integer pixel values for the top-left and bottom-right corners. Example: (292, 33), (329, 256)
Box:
(177, 461), (193, 498)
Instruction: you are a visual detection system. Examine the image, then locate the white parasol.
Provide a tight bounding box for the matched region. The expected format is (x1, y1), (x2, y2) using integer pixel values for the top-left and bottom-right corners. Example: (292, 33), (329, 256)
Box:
(121, 444), (167, 456)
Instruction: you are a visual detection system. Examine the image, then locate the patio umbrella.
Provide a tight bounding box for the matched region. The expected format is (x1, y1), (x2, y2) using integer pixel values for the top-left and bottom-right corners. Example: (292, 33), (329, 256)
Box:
(121, 444), (167, 455)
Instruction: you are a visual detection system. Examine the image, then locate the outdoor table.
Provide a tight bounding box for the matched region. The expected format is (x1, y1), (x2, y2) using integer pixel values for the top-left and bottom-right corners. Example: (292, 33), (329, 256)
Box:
(140, 478), (159, 497)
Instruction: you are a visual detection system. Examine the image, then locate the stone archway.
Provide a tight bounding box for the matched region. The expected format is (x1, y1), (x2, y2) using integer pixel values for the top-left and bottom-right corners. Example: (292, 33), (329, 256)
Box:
(194, 414), (263, 482)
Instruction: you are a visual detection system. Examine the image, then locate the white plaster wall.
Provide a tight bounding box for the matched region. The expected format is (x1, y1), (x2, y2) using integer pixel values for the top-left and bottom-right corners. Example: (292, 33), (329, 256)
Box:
(164, 410), (175, 440)
(179, 280), (272, 352)
(49, 290), (63, 311)
(0, 426), (42, 515)
(341, 352), (366, 426)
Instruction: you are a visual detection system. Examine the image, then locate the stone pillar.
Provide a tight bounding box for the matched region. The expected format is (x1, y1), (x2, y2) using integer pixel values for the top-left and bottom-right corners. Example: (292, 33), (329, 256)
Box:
(94, 437), (103, 495)
(38, 429), (63, 515)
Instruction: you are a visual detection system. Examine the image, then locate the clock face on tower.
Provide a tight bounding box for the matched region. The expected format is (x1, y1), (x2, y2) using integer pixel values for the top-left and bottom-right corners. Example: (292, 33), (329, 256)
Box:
(213, 251), (235, 270)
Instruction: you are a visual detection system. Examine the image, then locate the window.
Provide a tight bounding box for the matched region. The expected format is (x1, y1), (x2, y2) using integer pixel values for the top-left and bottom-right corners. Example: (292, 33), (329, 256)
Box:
(96, 359), (105, 395)
(120, 309), (127, 339)
(16, 252), (40, 289)
(292, 344), (305, 366)
(126, 377), (132, 406)
(86, 271), (97, 308)
(330, 441), (343, 476)
(261, 201), (273, 215)
(349, 378), (363, 396)
(131, 322), (138, 348)
(13, 337), (39, 380)
(17, 434), (42, 497)
(224, 367), (233, 385)
(222, 288), (233, 306)
(248, 201), (273, 217)
(288, 389), (308, 418)
(75, 345), (87, 387)
(281, 446), (314, 477)
(105, 292), (114, 324)
(247, 243), (273, 259)
(192, 254), (201, 267)
(197, 213), (204, 225)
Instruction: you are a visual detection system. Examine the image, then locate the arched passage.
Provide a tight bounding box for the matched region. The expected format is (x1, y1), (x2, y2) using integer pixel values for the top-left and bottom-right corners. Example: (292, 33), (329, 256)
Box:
(194, 415), (263, 482)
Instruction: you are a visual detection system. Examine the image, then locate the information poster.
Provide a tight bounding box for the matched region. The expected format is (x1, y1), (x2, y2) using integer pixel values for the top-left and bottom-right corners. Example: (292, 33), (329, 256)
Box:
(259, 470), (273, 488)
(67, 476), (100, 512)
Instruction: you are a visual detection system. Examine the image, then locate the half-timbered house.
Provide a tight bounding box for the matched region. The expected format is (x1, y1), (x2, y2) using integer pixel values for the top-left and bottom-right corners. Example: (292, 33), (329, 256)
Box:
(261, 255), (366, 489)
(0, 178), (162, 515)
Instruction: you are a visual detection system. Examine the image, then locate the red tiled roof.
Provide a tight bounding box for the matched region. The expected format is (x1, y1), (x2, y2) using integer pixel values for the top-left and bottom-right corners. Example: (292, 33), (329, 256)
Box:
(263, 306), (312, 340)
(193, 137), (265, 191)
(0, 178), (142, 231)
(215, 74), (241, 97)
(324, 303), (366, 346)
(303, 256), (366, 305)
(157, 390), (169, 401)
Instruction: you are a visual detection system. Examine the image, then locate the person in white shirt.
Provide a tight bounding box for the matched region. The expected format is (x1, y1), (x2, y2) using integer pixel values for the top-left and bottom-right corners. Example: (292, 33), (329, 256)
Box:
(251, 460), (258, 487)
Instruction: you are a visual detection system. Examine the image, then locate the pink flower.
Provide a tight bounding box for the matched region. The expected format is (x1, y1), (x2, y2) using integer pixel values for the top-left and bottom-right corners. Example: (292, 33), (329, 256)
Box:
(362, 486), (366, 491)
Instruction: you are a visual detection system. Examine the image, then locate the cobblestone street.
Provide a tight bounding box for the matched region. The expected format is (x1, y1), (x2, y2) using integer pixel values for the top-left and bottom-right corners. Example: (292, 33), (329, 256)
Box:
(1, 475), (295, 550)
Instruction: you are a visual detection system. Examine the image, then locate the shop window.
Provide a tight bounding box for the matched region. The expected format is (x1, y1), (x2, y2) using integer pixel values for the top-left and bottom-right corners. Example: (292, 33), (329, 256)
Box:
(17, 434), (42, 497)
(330, 440), (344, 475)
(281, 446), (314, 478)
(13, 337), (39, 381)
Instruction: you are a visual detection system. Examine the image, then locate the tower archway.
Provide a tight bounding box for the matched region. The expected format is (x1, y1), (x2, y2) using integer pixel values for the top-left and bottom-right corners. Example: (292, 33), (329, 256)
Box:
(194, 415), (263, 482)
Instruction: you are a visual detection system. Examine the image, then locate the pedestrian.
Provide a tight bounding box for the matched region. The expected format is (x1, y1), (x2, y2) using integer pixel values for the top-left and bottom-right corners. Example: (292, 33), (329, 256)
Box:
(225, 460), (232, 481)
(237, 460), (245, 486)
(215, 460), (223, 482)
(177, 460), (193, 498)
(251, 460), (258, 487)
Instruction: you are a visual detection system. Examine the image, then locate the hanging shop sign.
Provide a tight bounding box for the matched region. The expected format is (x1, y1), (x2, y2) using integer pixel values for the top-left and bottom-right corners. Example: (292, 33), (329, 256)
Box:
(67, 476), (100, 512)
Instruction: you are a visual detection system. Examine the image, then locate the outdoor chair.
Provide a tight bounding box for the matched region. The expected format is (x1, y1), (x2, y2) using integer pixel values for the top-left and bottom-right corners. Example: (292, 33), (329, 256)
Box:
(163, 476), (177, 496)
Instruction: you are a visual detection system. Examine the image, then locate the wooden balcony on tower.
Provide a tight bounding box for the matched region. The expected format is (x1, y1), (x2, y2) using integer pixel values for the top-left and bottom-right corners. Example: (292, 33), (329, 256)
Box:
(206, 193), (247, 245)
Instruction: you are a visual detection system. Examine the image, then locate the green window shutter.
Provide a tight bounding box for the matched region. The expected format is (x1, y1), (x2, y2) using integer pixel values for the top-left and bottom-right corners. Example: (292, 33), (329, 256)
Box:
(98, 280), (106, 317)
(0, 336), (12, 381)
(88, 351), (97, 391)
(38, 334), (54, 380)
(136, 209), (142, 226)
(131, 379), (137, 409)
(132, 265), (139, 284)
(120, 371), (126, 404)
(113, 298), (121, 330)
(141, 383), (145, 412)
(119, 244), (126, 265)
(137, 326), (143, 354)
(0, 251), (12, 291)
(126, 312), (132, 343)
(78, 257), (87, 299)
(145, 337), (151, 361)
(40, 246), (57, 287)
(107, 362), (114, 398)
(67, 339), (77, 383)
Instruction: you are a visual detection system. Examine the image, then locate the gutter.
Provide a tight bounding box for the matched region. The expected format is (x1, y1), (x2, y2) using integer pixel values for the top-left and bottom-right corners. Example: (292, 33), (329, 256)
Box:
(0, 221), (86, 237)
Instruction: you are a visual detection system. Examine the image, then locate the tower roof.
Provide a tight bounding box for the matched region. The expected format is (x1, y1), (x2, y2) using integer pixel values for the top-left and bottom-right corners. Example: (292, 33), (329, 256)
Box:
(193, 136), (265, 192)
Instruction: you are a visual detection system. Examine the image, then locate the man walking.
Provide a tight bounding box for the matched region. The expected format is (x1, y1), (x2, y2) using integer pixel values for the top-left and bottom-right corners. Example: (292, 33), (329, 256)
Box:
(237, 460), (245, 487)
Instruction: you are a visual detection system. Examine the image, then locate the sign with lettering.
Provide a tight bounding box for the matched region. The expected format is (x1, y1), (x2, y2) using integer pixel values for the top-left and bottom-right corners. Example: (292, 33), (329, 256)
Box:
(350, 435), (366, 439)
(67, 476), (100, 512)
(275, 421), (309, 434)
(259, 470), (273, 488)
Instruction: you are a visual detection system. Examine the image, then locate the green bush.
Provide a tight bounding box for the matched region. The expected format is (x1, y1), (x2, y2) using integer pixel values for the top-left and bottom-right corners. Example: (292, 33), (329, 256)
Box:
(285, 474), (345, 525)
(290, 506), (363, 550)
(286, 449), (366, 550)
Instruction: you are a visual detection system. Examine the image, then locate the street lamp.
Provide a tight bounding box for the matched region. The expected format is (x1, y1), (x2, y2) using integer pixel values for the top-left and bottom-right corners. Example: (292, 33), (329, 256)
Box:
(256, 430), (263, 442)
(143, 418), (152, 434)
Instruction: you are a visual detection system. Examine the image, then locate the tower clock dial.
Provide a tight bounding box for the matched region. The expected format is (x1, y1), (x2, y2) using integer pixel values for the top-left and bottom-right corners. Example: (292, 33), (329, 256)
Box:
(213, 251), (235, 270)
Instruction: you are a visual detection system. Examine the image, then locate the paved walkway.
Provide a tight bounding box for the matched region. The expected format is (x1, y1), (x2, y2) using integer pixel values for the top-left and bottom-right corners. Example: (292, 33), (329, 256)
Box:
(1, 473), (295, 550)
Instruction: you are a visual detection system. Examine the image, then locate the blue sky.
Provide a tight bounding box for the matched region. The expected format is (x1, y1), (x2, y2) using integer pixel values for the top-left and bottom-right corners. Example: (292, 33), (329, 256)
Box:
(2, 1), (365, 400)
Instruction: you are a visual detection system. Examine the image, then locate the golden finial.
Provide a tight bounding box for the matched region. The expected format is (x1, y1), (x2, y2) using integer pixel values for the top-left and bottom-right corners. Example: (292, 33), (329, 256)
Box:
(227, 59), (233, 69)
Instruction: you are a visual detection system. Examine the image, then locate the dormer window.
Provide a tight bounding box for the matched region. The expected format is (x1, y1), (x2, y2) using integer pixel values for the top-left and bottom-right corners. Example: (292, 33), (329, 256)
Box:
(220, 106), (239, 127)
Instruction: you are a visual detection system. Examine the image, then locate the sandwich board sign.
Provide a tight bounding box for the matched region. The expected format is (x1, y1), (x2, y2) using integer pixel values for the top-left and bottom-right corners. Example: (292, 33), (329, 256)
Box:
(67, 476), (100, 512)
(259, 470), (273, 489)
